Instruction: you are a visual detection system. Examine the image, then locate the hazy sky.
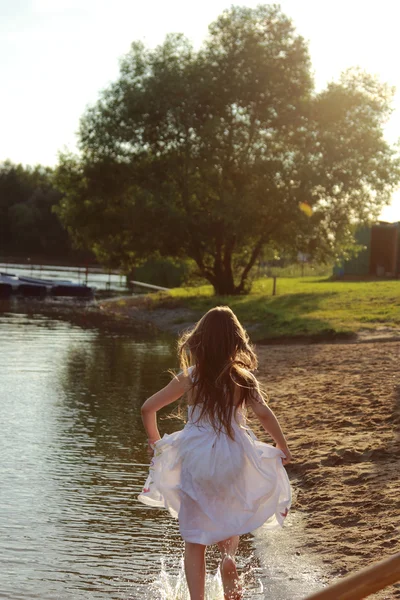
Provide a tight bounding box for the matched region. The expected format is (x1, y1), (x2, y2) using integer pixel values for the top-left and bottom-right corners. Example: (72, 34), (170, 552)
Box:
(1, 0), (400, 221)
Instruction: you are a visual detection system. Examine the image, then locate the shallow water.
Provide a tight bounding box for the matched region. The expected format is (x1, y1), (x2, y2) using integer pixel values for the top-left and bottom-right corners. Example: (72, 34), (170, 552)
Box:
(0, 301), (322, 599)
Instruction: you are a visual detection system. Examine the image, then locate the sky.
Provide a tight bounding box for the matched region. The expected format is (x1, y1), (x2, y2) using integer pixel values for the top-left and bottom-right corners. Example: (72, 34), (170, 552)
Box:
(1, 0), (400, 221)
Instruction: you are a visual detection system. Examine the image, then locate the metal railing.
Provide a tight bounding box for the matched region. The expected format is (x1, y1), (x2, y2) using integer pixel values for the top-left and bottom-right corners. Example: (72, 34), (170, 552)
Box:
(0, 261), (126, 291)
(304, 552), (400, 600)
(0, 261), (170, 293)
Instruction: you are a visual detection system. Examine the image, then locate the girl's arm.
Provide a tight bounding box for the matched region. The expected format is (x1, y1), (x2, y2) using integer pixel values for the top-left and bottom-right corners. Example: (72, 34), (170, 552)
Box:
(141, 373), (189, 444)
(248, 396), (292, 464)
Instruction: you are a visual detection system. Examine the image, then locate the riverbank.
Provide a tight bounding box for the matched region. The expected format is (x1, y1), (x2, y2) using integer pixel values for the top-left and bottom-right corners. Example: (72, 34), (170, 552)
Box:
(98, 276), (400, 342)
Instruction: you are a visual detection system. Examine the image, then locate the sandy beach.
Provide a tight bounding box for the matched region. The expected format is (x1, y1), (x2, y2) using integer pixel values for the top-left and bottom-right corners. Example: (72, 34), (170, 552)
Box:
(256, 341), (400, 599)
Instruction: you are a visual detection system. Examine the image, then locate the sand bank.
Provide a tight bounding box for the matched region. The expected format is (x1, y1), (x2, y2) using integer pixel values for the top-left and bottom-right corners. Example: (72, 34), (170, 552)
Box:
(257, 342), (400, 599)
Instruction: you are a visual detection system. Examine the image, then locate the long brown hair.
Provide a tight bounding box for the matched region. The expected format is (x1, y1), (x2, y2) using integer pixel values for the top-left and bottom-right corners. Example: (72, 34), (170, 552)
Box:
(178, 306), (264, 439)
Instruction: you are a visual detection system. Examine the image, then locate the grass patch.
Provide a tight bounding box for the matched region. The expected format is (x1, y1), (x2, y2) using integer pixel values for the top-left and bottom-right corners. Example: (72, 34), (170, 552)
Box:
(120, 277), (400, 341)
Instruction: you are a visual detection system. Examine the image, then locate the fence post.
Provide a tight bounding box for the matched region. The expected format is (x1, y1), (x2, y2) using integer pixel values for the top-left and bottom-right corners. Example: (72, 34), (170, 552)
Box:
(272, 276), (277, 296)
(304, 552), (400, 600)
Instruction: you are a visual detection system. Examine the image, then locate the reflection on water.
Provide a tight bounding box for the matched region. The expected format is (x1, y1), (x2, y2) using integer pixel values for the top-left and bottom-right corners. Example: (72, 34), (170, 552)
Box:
(0, 305), (266, 599)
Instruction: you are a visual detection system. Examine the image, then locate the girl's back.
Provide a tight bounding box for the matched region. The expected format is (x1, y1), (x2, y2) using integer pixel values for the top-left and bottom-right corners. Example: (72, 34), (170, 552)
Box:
(179, 307), (264, 441)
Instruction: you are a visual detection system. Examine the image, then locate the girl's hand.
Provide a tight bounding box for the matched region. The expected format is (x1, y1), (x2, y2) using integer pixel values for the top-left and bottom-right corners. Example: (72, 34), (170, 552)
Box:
(277, 444), (292, 465)
(147, 438), (160, 458)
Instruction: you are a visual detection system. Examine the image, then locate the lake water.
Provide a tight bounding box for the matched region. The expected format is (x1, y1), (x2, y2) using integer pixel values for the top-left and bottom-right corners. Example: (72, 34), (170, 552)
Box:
(0, 301), (322, 600)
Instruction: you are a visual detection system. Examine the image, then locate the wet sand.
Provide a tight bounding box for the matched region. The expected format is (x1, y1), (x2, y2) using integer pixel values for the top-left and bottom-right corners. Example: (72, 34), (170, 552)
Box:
(256, 341), (400, 599)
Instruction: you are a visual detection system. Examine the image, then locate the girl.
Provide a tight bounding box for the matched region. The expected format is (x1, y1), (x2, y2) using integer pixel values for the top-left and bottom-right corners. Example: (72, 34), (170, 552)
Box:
(138, 306), (292, 600)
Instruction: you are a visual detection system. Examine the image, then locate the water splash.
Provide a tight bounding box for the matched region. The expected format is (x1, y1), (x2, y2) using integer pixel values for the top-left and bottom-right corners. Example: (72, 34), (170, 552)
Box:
(148, 558), (224, 600)
(143, 557), (264, 600)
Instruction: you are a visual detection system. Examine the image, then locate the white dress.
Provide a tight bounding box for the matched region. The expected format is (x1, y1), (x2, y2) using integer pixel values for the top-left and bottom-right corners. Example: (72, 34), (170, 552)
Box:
(138, 396), (292, 545)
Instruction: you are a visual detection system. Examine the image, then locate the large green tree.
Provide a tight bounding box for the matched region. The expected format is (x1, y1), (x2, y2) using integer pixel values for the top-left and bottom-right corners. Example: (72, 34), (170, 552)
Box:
(56, 5), (400, 294)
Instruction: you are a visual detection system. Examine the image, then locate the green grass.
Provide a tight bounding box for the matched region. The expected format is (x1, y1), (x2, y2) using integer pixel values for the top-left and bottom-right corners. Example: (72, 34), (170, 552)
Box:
(146, 277), (400, 341)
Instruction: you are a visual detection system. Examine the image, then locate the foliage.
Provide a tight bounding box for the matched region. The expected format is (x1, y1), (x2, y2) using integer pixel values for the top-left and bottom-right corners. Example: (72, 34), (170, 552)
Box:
(134, 256), (192, 288)
(56, 5), (400, 294)
(0, 160), (87, 261)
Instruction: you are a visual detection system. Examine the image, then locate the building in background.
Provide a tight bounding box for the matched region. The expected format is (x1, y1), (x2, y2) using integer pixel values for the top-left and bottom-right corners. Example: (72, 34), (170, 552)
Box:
(333, 222), (400, 278)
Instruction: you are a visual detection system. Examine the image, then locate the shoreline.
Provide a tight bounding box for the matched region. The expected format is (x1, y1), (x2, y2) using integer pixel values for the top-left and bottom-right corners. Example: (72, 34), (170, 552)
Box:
(98, 295), (400, 346)
(3, 293), (400, 346)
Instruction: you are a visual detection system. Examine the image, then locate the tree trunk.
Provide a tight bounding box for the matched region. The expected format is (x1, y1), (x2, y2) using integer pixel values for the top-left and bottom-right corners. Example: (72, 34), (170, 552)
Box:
(193, 237), (265, 295)
(212, 269), (237, 295)
(195, 259), (238, 295)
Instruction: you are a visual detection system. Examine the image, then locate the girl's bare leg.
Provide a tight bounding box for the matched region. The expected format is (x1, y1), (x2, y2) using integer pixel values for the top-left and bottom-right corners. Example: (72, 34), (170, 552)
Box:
(217, 536), (242, 600)
(184, 542), (206, 600)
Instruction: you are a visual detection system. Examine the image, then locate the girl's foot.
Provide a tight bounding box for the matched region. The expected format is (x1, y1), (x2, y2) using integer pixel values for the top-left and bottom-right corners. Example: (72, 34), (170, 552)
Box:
(220, 555), (242, 600)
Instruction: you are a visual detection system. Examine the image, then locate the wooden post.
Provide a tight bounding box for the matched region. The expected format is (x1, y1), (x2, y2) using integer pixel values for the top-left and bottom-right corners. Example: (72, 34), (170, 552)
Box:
(304, 552), (400, 600)
(393, 224), (399, 276)
(272, 276), (277, 296)
(126, 268), (135, 291)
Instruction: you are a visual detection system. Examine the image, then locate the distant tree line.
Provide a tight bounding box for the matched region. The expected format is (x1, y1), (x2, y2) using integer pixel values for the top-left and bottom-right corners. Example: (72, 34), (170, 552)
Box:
(0, 160), (92, 264)
(0, 160), (194, 286)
